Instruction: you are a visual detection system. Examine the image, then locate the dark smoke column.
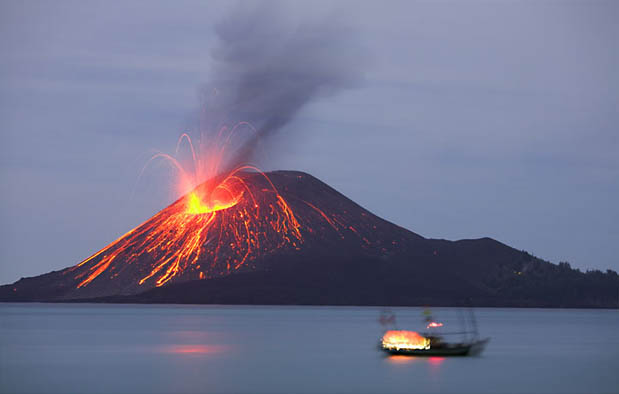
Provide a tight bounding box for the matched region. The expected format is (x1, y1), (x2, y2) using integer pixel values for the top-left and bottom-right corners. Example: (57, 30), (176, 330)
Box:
(201, 1), (366, 171)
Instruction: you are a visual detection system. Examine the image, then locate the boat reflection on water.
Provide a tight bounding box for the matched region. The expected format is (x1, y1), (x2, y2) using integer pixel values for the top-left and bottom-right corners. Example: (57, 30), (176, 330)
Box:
(386, 354), (446, 373)
(427, 356), (445, 366)
(386, 355), (445, 364)
(386, 354), (422, 364)
(160, 344), (227, 355)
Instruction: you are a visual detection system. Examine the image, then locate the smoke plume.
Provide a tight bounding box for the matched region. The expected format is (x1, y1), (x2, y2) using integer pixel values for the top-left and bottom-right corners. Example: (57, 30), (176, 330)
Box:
(200, 2), (365, 169)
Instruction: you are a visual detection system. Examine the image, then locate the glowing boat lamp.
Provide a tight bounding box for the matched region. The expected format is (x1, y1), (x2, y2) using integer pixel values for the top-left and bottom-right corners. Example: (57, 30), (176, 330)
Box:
(427, 321), (444, 329)
(381, 330), (431, 351)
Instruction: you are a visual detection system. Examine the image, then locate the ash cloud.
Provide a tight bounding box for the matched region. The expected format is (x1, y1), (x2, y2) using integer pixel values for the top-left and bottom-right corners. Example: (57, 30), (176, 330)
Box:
(200, 2), (366, 167)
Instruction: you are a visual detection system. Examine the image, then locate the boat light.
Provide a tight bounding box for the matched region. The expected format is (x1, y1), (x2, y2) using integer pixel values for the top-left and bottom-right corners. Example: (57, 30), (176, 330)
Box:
(381, 330), (431, 351)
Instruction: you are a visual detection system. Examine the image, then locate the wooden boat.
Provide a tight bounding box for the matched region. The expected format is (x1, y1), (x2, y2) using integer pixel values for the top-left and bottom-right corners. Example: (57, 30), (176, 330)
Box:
(379, 308), (489, 357)
(381, 336), (490, 356)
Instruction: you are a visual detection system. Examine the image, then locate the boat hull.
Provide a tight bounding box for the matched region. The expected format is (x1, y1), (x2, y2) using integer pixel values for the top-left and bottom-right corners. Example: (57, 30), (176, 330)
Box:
(382, 338), (490, 357)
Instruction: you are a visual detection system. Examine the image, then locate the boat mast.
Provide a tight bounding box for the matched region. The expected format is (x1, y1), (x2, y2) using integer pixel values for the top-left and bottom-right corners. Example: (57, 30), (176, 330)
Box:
(467, 307), (479, 340)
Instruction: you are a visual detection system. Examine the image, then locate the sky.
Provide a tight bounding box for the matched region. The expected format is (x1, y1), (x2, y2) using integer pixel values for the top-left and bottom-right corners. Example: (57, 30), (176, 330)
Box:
(0, 0), (618, 284)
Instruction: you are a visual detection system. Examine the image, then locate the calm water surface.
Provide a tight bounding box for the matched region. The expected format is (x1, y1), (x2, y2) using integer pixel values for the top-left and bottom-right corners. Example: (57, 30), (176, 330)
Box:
(1, 304), (617, 393)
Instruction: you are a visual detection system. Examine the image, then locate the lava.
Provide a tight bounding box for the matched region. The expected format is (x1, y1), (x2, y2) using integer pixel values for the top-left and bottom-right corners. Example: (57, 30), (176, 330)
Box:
(186, 192), (240, 215)
(70, 125), (303, 290)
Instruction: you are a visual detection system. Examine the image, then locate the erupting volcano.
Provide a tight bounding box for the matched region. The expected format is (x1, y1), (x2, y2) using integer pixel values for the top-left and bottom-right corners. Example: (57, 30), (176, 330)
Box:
(63, 127), (351, 297)
(72, 168), (303, 293)
(8, 165), (407, 300)
(2, 128), (618, 307)
(4, 127), (408, 300)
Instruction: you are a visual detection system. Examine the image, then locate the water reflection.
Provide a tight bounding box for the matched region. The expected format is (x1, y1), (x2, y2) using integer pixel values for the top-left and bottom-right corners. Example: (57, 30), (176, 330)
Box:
(386, 355), (446, 369)
(161, 344), (227, 355)
(428, 356), (445, 366)
(386, 355), (421, 365)
(3, 305), (616, 394)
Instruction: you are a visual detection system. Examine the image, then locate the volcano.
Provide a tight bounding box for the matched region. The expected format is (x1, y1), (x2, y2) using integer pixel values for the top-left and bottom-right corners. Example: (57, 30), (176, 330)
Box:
(1, 170), (617, 307)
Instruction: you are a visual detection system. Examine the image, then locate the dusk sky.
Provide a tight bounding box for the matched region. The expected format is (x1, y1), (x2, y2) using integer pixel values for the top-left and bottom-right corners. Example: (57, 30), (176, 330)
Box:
(1, 0), (617, 284)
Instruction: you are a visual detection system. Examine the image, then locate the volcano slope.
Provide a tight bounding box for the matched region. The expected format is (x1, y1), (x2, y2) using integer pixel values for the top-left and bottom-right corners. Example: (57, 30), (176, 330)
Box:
(1, 170), (617, 307)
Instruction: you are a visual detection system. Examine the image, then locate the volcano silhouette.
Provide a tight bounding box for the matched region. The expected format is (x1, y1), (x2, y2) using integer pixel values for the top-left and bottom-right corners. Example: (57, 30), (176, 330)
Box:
(1, 170), (617, 307)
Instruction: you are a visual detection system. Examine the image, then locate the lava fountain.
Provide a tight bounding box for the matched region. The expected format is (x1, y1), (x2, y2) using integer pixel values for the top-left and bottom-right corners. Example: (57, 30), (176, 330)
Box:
(69, 124), (303, 292)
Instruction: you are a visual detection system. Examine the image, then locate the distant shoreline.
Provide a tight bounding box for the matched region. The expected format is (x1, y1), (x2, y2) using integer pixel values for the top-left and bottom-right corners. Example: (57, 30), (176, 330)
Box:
(2, 300), (617, 310)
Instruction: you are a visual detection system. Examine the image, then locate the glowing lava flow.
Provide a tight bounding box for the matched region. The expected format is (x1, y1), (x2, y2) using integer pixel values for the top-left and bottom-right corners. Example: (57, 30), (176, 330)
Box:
(70, 127), (303, 290)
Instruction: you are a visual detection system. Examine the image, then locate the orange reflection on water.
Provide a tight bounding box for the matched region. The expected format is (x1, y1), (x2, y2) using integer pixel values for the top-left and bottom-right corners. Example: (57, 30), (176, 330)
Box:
(162, 344), (226, 355)
(386, 355), (420, 364)
(386, 355), (446, 368)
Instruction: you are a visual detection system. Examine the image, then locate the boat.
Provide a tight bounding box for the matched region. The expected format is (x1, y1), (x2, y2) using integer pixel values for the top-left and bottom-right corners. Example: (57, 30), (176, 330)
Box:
(378, 308), (490, 357)
(381, 334), (490, 356)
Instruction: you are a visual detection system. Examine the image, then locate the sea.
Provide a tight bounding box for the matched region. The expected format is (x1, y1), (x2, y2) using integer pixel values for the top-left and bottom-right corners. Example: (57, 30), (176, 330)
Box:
(1, 304), (617, 394)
